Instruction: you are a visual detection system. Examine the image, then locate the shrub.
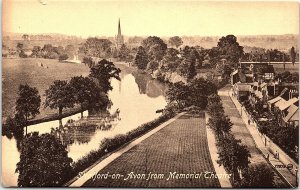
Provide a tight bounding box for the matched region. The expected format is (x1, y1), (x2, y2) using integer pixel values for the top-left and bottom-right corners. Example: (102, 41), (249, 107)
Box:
(69, 111), (175, 182)
(238, 163), (274, 188)
(16, 132), (73, 187)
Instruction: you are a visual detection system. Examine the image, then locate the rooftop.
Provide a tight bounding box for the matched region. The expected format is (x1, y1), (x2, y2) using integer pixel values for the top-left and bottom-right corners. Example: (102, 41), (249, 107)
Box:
(276, 97), (298, 111)
(283, 104), (299, 122)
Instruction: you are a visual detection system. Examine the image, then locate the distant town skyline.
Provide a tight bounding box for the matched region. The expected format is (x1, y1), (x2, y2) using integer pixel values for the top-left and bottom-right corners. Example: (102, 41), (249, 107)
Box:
(3, 0), (299, 38)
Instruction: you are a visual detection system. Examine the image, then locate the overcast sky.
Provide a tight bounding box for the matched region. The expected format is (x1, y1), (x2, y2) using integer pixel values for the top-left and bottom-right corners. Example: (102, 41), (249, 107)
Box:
(3, 0), (299, 37)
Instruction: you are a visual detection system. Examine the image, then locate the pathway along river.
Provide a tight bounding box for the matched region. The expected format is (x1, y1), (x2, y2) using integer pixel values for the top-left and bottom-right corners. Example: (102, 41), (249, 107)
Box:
(2, 65), (168, 186)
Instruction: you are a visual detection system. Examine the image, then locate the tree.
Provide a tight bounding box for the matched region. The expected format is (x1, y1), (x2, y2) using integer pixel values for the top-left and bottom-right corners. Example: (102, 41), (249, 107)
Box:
(166, 82), (190, 108)
(19, 50), (28, 58)
(16, 43), (24, 51)
(80, 38), (112, 58)
(177, 58), (197, 80)
(290, 46), (296, 66)
(42, 44), (53, 53)
(207, 94), (224, 119)
(187, 78), (217, 109)
(69, 76), (108, 117)
(178, 46), (203, 78)
(240, 163), (274, 187)
(147, 60), (159, 73)
(82, 56), (94, 68)
(44, 80), (75, 127)
(134, 46), (149, 70)
(216, 63), (233, 81)
(168, 36), (183, 48)
(22, 34), (29, 41)
(53, 46), (65, 56)
(208, 47), (220, 66)
(118, 44), (131, 61)
(160, 48), (180, 72)
(89, 59), (121, 93)
(58, 54), (69, 61)
(217, 135), (251, 182)
(2, 113), (26, 141)
(16, 132), (73, 187)
(208, 115), (232, 138)
(32, 46), (41, 58)
(217, 35), (244, 67)
(142, 36), (167, 62)
(16, 84), (41, 135)
(65, 44), (76, 58)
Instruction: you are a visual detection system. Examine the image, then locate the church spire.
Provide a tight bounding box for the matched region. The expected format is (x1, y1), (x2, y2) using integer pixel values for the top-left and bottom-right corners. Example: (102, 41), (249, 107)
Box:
(118, 18), (121, 35)
(115, 18), (124, 49)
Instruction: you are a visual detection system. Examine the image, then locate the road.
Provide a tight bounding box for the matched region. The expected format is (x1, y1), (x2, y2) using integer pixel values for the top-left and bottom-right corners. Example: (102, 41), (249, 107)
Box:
(218, 86), (289, 188)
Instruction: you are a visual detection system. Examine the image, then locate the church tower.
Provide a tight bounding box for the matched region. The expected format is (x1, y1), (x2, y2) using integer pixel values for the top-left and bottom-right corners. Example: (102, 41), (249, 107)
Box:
(115, 18), (124, 49)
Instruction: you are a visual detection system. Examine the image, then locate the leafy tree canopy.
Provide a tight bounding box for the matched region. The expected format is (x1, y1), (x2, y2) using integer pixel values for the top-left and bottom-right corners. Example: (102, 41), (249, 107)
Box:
(160, 48), (180, 72)
(217, 35), (244, 67)
(16, 84), (41, 121)
(134, 46), (149, 70)
(142, 36), (167, 62)
(80, 38), (112, 58)
(168, 36), (183, 48)
(240, 163), (274, 188)
(89, 59), (121, 93)
(16, 132), (73, 187)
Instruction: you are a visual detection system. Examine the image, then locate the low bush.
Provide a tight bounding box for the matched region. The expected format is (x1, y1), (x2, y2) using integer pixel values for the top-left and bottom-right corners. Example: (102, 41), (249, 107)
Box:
(68, 110), (176, 183)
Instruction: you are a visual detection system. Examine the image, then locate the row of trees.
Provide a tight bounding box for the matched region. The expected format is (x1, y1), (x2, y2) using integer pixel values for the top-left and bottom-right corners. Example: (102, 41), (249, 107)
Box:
(4, 59), (121, 138)
(241, 46), (298, 65)
(206, 94), (275, 187)
(16, 42), (76, 61)
(166, 78), (217, 110)
(2, 59), (121, 187)
(133, 35), (245, 83)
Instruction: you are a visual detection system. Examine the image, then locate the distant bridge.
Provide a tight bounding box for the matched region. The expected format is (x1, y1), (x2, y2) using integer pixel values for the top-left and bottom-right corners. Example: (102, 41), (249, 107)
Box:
(240, 61), (299, 64)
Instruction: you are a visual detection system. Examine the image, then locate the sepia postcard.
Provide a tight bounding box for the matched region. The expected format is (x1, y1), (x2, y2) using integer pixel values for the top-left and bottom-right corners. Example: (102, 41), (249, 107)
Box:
(1, 0), (299, 188)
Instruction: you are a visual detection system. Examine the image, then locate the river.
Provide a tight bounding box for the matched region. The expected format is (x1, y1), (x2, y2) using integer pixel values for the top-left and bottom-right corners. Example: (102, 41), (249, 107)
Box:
(2, 65), (168, 186)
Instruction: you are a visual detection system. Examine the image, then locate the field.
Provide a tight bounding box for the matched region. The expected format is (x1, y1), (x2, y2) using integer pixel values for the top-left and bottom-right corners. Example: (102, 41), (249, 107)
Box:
(2, 58), (90, 122)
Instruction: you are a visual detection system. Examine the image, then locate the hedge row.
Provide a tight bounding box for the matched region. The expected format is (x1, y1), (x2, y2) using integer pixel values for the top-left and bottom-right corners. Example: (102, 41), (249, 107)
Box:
(66, 110), (176, 184)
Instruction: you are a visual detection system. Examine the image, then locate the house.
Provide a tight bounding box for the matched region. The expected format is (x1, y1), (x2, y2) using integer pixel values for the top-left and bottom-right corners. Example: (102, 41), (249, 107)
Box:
(240, 62), (275, 82)
(283, 104), (299, 128)
(233, 83), (252, 101)
(268, 96), (283, 112)
(230, 69), (248, 85)
(273, 97), (299, 127)
(249, 82), (269, 107)
(251, 63), (275, 82)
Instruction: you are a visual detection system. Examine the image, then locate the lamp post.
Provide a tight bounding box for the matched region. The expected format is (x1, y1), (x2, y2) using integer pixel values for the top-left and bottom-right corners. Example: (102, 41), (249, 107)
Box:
(296, 167), (298, 187)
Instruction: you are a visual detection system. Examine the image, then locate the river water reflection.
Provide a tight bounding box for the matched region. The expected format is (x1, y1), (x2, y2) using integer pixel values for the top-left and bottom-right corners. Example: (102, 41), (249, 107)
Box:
(2, 66), (168, 186)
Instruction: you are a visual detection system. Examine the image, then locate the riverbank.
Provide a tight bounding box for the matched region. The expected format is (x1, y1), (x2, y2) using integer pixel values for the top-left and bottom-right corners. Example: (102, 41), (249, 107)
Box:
(2, 57), (90, 123)
(27, 61), (137, 126)
(2, 60), (169, 187)
(27, 106), (85, 126)
(3, 60), (134, 127)
(65, 110), (177, 186)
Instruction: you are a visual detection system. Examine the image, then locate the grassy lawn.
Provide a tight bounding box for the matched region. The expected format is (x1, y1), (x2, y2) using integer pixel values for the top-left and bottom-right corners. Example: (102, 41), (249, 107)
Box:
(2, 58), (90, 122)
(83, 113), (220, 188)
